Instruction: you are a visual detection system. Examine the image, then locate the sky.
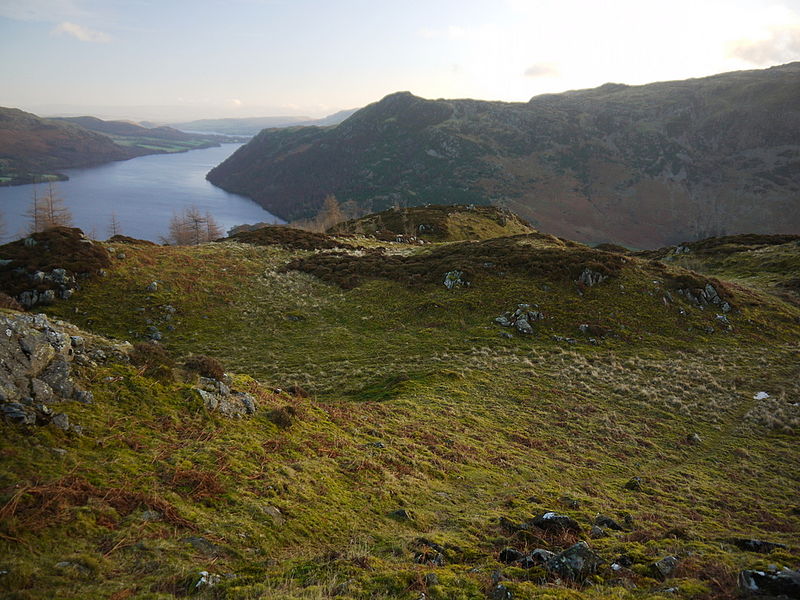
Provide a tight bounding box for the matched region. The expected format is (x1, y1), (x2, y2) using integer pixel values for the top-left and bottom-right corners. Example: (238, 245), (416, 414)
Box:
(1, 0), (799, 122)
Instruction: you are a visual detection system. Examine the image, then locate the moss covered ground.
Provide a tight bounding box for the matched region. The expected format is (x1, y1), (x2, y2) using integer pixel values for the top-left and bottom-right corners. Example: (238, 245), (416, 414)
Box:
(1, 229), (798, 599)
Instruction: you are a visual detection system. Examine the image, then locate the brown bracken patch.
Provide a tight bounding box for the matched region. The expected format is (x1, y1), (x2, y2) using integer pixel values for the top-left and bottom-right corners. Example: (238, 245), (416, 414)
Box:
(223, 225), (354, 251)
(285, 234), (629, 289)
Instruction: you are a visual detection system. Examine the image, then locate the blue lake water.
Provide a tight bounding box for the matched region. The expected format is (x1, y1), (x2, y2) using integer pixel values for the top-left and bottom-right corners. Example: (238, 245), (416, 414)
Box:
(0, 144), (282, 243)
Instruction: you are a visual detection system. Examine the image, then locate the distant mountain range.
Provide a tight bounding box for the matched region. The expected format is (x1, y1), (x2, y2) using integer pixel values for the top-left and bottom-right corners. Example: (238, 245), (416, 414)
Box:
(0, 108), (241, 186)
(207, 63), (800, 248)
(170, 108), (358, 136)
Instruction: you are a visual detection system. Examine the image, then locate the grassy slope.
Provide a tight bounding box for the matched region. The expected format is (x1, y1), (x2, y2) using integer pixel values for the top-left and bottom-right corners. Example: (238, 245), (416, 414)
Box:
(2, 234), (799, 600)
(647, 238), (800, 307)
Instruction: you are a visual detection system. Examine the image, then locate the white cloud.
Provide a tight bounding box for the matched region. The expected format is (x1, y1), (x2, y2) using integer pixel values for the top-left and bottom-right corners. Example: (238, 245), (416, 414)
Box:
(52, 21), (111, 43)
(524, 63), (559, 78)
(728, 24), (800, 65)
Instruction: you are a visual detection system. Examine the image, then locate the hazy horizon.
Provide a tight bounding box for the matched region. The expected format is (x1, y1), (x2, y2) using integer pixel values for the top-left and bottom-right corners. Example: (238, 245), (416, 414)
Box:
(2, 0), (800, 122)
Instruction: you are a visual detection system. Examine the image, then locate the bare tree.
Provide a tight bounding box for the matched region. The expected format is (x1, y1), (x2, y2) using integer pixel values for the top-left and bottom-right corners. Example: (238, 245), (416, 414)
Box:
(27, 182), (72, 233)
(318, 195), (345, 232)
(162, 206), (223, 245)
(108, 212), (122, 237)
(205, 210), (223, 240)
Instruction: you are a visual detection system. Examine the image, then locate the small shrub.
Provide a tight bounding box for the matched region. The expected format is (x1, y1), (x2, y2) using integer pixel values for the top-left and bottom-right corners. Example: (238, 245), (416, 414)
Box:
(285, 384), (310, 398)
(267, 406), (296, 428)
(129, 342), (174, 381)
(0, 292), (23, 311)
(183, 354), (225, 380)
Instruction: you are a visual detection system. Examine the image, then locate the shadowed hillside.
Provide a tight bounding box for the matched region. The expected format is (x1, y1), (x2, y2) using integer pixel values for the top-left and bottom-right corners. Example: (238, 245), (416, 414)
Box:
(208, 63), (800, 249)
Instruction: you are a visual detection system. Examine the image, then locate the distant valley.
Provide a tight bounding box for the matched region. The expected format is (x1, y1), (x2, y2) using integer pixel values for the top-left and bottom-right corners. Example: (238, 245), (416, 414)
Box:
(169, 108), (359, 136)
(0, 108), (242, 186)
(208, 63), (800, 248)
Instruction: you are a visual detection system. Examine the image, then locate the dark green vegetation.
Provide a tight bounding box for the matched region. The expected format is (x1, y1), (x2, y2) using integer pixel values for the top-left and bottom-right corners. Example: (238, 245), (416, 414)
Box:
(208, 63), (800, 248)
(1, 217), (798, 599)
(0, 108), (237, 185)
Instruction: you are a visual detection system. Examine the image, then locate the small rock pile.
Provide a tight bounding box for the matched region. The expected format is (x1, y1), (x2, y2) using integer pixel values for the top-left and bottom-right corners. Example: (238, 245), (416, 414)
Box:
(677, 282), (731, 313)
(443, 270), (468, 289)
(0, 227), (111, 309)
(194, 376), (257, 418)
(17, 268), (76, 308)
(577, 268), (608, 287)
(495, 304), (544, 335)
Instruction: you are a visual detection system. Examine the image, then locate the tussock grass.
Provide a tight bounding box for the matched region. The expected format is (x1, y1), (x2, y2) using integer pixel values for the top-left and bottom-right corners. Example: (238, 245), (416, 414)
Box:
(1, 233), (798, 599)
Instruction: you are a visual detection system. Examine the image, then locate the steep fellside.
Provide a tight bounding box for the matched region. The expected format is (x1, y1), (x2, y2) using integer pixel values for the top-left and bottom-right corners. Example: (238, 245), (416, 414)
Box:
(0, 108), (140, 185)
(207, 63), (800, 249)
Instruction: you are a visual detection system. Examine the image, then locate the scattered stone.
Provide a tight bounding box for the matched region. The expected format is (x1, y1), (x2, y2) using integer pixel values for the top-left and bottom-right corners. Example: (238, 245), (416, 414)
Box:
(545, 541), (603, 581)
(590, 525), (607, 538)
(51, 412), (70, 430)
(651, 556), (679, 580)
(624, 477), (643, 491)
(754, 391), (770, 400)
(729, 538), (787, 553)
(612, 555), (634, 570)
(262, 505), (285, 526)
(528, 511), (582, 533)
(389, 508), (413, 521)
(2, 402), (38, 427)
(559, 496), (580, 509)
(139, 510), (163, 522)
(50, 447), (67, 457)
(500, 332), (513, 339)
(578, 268), (608, 287)
(443, 270), (468, 289)
(182, 536), (221, 556)
(74, 390), (93, 404)
(489, 583), (513, 600)
(686, 432), (702, 444)
(146, 281), (158, 292)
(423, 573), (439, 587)
(739, 567), (800, 597)
(595, 515), (625, 531)
(194, 571), (221, 590)
(414, 551), (444, 566)
(499, 547), (524, 564)
(529, 549), (555, 564)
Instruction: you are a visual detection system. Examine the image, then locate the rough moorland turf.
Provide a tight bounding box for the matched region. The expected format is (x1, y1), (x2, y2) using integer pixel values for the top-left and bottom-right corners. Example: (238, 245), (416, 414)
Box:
(1, 229), (798, 600)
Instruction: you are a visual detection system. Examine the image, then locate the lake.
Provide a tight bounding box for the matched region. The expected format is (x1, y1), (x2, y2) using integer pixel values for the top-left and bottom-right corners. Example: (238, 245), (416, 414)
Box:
(0, 144), (282, 243)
